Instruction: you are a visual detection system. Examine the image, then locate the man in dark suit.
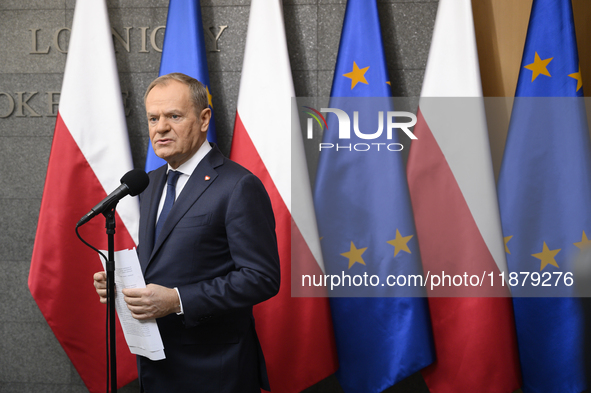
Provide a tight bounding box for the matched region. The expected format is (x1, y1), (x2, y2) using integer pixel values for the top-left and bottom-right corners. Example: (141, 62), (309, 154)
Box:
(94, 73), (280, 392)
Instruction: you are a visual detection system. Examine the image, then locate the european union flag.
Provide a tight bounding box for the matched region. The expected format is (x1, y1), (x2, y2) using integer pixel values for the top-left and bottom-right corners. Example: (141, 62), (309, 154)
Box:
(497, 0), (591, 391)
(313, 0), (434, 392)
(145, 0), (217, 172)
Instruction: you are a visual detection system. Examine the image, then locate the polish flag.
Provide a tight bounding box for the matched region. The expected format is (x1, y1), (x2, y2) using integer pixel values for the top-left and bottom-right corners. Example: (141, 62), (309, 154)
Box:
(229, 0), (338, 391)
(406, 0), (521, 391)
(28, 1), (139, 392)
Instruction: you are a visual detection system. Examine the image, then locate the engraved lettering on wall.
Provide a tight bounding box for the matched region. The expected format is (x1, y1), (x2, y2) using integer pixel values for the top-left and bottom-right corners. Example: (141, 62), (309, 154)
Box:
(28, 25), (228, 54)
(0, 92), (130, 118)
(206, 25), (228, 52)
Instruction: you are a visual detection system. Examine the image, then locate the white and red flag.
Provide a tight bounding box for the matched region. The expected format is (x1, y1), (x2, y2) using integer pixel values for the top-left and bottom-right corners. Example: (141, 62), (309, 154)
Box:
(229, 0), (338, 391)
(406, 0), (521, 391)
(28, 1), (139, 392)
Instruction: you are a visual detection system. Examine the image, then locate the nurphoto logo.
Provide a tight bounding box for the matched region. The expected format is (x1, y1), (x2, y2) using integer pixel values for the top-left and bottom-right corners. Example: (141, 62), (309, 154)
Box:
(302, 105), (417, 152)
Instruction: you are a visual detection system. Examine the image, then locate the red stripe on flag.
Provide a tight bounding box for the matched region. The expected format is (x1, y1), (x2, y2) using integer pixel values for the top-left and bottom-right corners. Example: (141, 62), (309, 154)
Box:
(29, 114), (137, 393)
(231, 112), (338, 392)
(407, 109), (521, 392)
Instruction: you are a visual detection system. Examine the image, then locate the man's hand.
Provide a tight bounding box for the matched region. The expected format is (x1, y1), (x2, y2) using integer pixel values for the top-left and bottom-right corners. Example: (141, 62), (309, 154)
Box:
(122, 284), (181, 320)
(93, 271), (108, 304)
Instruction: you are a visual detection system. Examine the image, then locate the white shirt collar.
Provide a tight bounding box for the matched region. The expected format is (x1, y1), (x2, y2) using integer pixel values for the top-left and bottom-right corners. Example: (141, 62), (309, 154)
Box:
(156, 141), (213, 221)
(167, 141), (212, 177)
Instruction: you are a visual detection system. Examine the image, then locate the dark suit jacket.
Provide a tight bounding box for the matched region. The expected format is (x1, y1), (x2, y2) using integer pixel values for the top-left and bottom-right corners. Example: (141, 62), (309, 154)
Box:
(136, 144), (280, 393)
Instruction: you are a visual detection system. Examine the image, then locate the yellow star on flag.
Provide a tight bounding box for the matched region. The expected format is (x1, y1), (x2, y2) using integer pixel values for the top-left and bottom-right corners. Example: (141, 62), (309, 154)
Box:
(206, 85), (213, 108)
(387, 229), (413, 257)
(532, 241), (560, 271)
(524, 52), (553, 82)
(343, 61), (369, 89)
(574, 231), (591, 250)
(341, 241), (367, 269)
(504, 235), (513, 254)
(568, 65), (583, 92)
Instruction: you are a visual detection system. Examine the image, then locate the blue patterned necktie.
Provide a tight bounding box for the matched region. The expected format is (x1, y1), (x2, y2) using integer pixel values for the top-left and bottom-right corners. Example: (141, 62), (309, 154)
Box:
(155, 170), (181, 242)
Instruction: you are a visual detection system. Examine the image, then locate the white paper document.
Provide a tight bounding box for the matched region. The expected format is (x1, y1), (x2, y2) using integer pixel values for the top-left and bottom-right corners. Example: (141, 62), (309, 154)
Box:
(100, 248), (165, 361)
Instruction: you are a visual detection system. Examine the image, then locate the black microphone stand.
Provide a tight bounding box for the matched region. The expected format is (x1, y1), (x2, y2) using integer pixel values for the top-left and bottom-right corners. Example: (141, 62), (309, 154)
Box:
(103, 203), (118, 393)
(75, 169), (149, 392)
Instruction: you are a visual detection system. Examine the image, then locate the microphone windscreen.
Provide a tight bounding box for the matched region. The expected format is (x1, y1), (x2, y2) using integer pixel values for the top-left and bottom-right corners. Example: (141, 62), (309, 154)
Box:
(120, 169), (150, 196)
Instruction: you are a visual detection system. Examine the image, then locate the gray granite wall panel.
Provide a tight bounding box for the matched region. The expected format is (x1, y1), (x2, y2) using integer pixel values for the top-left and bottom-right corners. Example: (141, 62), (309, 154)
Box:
(65, 0), (170, 9)
(106, 7), (167, 74)
(119, 71), (159, 166)
(292, 70), (318, 98)
(380, 2), (437, 72)
(0, 322), (71, 384)
(285, 0), (317, 4)
(1, 10), (68, 74)
(209, 70), (241, 155)
(285, 5), (318, 72)
(0, 1), (437, 392)
(0, 137), (50, 198)
(1, 1), (65, 10)
(201, 6), (249, 72)
(317, 4), (345, 74)
(0, 261), (44, 323)
(0, 198), (41, 261)
(0, 74), (64, 138)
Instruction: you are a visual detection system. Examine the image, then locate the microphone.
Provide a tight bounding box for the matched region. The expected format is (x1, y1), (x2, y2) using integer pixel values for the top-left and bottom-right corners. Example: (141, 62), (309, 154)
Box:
(77, 169), (149, 227)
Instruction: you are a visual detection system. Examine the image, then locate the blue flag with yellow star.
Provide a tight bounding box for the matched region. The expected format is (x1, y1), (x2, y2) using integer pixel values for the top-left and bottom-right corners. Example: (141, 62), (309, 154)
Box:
(145, 0), (216, 171)
(497, 0), (591, 391)
(313, 1), (434, 392)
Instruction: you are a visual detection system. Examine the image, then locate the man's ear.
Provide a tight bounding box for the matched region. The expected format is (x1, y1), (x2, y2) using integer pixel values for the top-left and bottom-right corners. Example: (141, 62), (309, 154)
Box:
(200, 108), (212, 132)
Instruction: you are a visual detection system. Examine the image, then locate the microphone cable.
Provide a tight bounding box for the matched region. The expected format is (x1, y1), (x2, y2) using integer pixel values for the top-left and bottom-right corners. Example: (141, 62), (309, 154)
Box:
(75, 226), (111, 393)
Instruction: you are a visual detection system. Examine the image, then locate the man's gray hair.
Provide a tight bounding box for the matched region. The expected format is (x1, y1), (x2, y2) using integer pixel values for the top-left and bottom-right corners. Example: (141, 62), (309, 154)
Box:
(144, 72), (209, 115)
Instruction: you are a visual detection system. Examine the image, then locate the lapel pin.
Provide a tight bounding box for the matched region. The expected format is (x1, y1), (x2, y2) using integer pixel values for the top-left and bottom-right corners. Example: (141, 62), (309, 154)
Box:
(204, 175), (211, 181)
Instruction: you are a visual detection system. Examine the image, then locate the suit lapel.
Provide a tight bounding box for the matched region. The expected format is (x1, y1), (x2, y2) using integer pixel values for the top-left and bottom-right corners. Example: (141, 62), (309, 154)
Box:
(139, 165), (167, 274)
(148, 146), (224, 264)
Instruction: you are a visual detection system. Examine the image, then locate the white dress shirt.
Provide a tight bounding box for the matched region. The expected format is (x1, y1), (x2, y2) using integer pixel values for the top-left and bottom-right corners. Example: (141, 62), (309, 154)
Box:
(154, 141), (212, 315)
